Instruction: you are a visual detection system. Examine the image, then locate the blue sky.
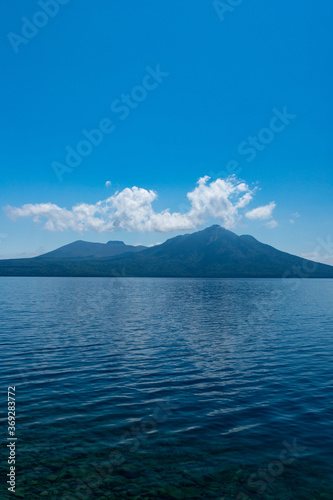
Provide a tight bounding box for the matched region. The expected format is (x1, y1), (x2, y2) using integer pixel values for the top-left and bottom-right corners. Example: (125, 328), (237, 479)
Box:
(0, 0), (332, 263)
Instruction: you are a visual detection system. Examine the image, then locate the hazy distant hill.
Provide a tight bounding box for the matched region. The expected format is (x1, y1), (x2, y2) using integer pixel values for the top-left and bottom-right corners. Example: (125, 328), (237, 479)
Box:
(0, 225), (332, 278)
(36, 240), (147, 259)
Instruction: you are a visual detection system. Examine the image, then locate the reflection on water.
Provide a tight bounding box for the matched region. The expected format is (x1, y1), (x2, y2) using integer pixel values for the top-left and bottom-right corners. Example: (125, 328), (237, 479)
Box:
(1, 277), (333, 499)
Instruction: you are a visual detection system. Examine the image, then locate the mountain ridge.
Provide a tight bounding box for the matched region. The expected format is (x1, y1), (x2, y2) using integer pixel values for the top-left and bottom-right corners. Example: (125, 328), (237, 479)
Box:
(0, 225), (332, 278)
(35, 240), (147, 259)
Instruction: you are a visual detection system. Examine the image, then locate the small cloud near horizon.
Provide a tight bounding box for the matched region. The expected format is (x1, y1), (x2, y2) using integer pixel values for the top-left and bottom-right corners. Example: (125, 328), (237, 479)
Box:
(290, 212), (301, 224)
(266, 220), (278, 229)
(301, 251), (333, 267)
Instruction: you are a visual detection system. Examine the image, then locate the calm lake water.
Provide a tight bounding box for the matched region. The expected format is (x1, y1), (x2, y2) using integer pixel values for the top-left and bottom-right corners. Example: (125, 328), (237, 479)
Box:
(1, 277), (333, 499)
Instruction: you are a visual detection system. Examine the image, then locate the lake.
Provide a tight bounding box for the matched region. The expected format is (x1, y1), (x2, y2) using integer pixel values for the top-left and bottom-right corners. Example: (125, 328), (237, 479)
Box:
(1, 277), (333, 499)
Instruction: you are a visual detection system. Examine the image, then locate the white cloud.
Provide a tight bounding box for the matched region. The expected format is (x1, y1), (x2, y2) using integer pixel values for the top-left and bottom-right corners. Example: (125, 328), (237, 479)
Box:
(105, 181), (112, 187)
(290, 212), (300, 224)
(4, 176), (260, 234)
(245, 202), (276, 220)
(301, 251), (333, 267)
(266, 220), (278, 229)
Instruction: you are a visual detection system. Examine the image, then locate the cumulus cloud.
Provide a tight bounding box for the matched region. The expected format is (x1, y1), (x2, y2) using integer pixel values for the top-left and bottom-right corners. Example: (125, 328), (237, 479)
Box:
(266, 220), (278, 229)
(105, 181), (112, 187)
(4, 176), (260, 233)
(245, 202), (276, 221)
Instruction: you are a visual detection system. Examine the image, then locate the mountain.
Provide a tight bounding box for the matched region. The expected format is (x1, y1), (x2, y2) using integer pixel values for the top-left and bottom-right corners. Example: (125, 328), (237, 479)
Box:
(0, 225), (332, 278)
(96, 225), (333, 278)
(36, 240), (147, 259)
